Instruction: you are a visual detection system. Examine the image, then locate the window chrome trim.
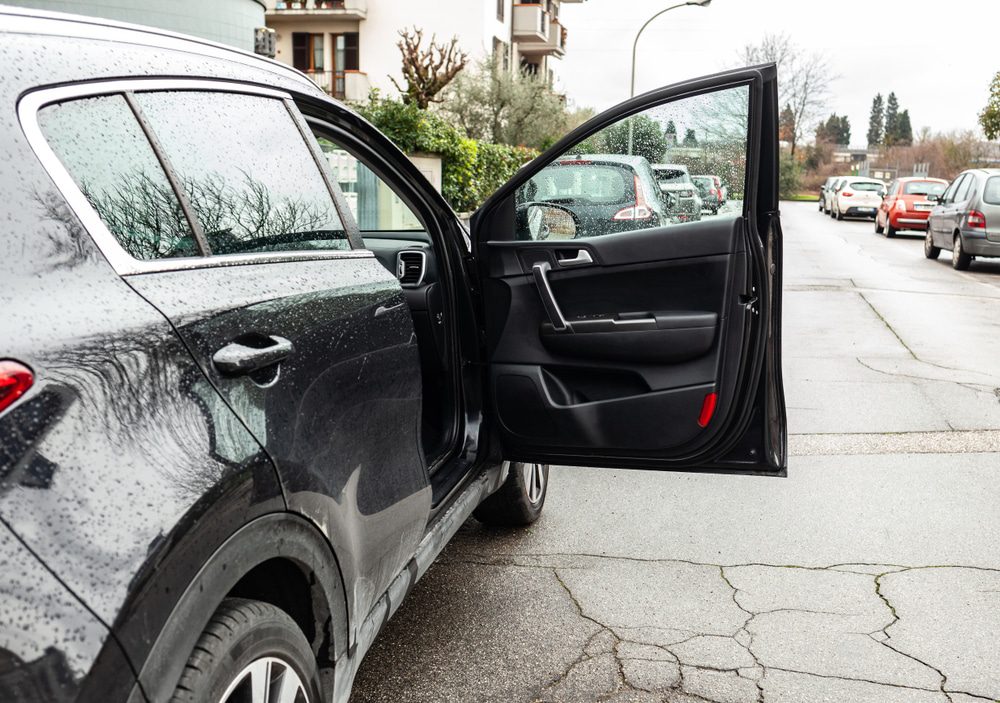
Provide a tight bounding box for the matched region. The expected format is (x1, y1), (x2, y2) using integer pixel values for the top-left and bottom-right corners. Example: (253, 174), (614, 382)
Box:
(18, 78), (371, 276)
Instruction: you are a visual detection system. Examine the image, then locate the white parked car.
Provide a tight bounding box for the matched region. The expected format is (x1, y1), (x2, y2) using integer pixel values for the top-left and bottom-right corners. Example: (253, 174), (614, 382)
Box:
(822, 176), (848, 215)
(832, 177), (886, 221)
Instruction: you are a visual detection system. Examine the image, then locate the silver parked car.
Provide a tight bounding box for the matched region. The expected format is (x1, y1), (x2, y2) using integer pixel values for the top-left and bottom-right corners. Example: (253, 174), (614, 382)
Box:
(925, 168), (1000, 270)
(652, 163), (703, 222)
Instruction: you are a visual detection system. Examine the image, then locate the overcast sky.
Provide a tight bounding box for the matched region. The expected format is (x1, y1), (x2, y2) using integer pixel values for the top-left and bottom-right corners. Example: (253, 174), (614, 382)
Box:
(558, 0), (997, 147)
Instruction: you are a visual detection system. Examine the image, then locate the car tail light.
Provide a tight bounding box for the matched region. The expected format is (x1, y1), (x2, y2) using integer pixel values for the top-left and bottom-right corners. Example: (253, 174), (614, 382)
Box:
(841, 191), (853, 198)
(697, 392), (718, 428)
(894, 199), (907, 212)
(967, 210), (987, 229)
(613, 174), (654, 221)
(709, 188), (718, 196)
(0, 360), (33, 414)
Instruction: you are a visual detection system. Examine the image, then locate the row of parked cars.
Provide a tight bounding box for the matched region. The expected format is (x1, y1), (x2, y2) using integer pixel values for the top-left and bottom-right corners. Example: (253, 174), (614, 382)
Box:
(818, 169), (1000, 270)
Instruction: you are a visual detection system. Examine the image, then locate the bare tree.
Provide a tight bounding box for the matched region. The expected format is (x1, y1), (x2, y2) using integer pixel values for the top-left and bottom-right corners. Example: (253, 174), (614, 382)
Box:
(737, 33), (835, 156)
(390, 28), (468, 109)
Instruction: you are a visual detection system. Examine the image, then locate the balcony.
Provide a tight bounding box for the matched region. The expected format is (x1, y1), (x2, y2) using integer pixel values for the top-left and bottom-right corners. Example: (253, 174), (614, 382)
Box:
(303, 70), (369, 102)
(268, 0), (367, 20)
(519, 18), (566, 57)
(512, 3), (550, 43)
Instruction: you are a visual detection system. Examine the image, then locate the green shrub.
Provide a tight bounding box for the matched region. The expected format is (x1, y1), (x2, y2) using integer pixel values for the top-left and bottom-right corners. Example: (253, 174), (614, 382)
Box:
(356, 93), (537, 212)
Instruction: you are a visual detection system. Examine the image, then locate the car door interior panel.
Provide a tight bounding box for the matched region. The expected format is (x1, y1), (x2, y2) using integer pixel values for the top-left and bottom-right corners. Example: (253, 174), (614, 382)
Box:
(484, 216), (749, 455)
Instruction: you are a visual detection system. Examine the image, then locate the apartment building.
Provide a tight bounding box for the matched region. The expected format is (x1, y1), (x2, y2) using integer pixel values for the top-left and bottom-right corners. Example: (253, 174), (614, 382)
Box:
(263, 0), (585, 102)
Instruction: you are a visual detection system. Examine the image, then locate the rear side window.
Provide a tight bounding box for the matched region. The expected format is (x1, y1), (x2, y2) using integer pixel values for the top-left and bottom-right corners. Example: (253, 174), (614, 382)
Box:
(984, 177), (1000, 205)
(134, 92), (349, 255)
(38, 95), (199, 260)
(954, 174), (976, 203)
(849, 181), (882, 192)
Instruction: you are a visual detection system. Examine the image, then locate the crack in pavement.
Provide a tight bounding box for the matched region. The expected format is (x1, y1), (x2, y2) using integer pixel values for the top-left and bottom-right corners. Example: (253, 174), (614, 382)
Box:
(447, 553), (1000, 702)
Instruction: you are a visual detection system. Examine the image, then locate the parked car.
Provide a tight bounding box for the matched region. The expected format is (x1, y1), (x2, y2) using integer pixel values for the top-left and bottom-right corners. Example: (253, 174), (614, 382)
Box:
(692, 174), (722, 214)
(521, 154), (670, 235)
(925, 168), (1000, 270)
(0, 8), (785, 703)
(875, 177), (948, 236)
(818, 176), (839, 212)
(822, 176), (849, 214)
(652, 163), (703, 222)
(831, 177), (886, 220)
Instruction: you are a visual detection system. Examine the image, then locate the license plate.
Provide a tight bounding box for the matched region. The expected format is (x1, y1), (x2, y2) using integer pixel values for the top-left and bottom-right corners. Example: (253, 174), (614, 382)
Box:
(915, 203), (932, 210)
(857, 208), (874, 213)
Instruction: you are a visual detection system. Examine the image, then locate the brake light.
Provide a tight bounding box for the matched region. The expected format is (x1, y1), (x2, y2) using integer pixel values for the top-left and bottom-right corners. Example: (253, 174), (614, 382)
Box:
(841, 191), (853, 198)
(0, 360), (33, 413)
(967, 210), (987, 229)
(709, 188), (718, 196)
(895, 199), (907, 212)
(697, 392), (718, 428)
(613, 174), (654, 221)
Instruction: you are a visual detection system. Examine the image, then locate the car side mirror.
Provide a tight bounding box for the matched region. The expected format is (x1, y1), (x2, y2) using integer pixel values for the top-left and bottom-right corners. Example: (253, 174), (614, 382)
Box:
(517, 202), (578, 241)
(926, 194), (939, 203)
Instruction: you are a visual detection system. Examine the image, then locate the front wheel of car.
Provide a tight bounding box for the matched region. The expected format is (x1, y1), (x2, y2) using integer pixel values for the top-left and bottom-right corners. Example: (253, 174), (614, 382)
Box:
(875, 214), (884, 234)
(885, 220), (897, 238)
(924, 231), (940, 259)
(474, 461), (549, 527)
(171, 598), (322, 703)
(952, 234), (971, 270)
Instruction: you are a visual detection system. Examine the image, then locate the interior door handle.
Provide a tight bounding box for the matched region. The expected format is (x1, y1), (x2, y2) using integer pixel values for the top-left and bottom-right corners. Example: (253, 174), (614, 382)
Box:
(531, 262), (572, 332)
(557, 250), (593, 267)
(212, 336), (294, 376)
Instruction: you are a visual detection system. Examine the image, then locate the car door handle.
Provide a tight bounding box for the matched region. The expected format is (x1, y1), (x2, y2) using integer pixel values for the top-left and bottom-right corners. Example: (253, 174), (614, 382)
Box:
(556, 249), (593, 267)
(212, 336), (294, 376)
(531, 262), (572, 332)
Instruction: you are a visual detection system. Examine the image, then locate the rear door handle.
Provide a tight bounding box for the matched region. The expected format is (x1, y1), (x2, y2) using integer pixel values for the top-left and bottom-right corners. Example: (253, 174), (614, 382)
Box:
(212, 336), (294, 376)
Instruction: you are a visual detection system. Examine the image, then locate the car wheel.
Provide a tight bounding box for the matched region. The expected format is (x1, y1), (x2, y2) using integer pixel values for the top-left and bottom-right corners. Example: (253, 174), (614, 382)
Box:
(875, 213), (884, 234)
(818, 200), (824, 212)
(924, 230), (940, 259)
(952, 234), (971, 270)
(836, 206), (844, 221)
(473, 461), (549, 527)
(170, 598), (322, 703)
(885, 219), (897, 238)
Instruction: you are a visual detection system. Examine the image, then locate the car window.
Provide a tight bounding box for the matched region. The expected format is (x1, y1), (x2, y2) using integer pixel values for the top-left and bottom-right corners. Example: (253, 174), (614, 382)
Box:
(903, 181), (946, 196)
(984, 176), (1000, 205)
(954, 174), (975, 203)
(849, 181), (882, 192)
(514, 83), (749, 239)
(942, 176), (963, 203)
(133, 91), (350, 255)
(312, 134), (424, 233)
(38, 95), (200, 261)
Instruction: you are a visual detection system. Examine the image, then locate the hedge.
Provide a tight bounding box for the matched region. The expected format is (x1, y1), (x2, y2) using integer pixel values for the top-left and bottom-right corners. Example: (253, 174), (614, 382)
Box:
(356, 95), (537, 213)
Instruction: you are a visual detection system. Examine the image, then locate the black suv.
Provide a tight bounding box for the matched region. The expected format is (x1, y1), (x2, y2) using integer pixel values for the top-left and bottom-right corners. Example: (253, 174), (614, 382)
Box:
(0, 8), (785, 703)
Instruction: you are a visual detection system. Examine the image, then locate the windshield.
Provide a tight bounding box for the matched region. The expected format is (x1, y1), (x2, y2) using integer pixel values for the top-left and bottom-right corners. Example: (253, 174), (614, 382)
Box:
(850, 181), (884, 192)
(903, 181), (947, 196)
(655, 169), (691, 185)
(527, 163), (630, 204)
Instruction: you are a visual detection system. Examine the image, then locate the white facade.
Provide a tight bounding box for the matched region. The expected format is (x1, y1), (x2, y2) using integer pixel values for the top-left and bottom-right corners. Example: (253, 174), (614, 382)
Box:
(263, 0), (583, 102)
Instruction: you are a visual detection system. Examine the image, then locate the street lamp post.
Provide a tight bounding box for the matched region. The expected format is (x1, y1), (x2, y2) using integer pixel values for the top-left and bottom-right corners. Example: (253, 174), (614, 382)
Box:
(627, 0), (713, 155)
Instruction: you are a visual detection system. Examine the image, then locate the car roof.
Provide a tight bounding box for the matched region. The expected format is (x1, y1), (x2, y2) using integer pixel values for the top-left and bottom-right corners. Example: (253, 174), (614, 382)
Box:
(0, 4), (319, 95)
(555, 154), (648, 168)
(653, 164), (688, 170)
(896, 176), (948, 182)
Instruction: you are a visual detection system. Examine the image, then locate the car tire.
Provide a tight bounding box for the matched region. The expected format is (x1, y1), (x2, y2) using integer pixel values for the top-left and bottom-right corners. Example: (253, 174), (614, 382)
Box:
(952, 234), (971, 270)
(836, 206), (844, 221)
(924, 230), (940, 259)
(885, 219), (896, 238)
(875, 214), (884, 234)
(474, 461), (549, 527)
(170, 598), (323, 703)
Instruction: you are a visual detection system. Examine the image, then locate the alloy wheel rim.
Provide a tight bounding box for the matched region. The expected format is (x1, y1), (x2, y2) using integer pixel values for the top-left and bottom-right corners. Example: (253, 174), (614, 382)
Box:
(520, 462), (545, 504)
(219, 656), (308, 703)
(953, 238), (961, 264)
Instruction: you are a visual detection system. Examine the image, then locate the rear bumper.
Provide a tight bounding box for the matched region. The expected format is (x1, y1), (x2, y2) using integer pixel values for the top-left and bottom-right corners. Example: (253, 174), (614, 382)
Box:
(890, 211), (931, 229)
(844, 206), (878, 217)
(962, 232), (1000, 257)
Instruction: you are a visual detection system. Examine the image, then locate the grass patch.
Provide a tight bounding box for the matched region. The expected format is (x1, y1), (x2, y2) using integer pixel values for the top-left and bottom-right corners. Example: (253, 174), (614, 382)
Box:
(782, 193), (820, 202)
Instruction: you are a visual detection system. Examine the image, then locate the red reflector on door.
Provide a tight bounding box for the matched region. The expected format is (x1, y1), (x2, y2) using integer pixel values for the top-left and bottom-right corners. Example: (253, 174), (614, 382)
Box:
(0, 360), (34, 414)
(697, 392), (718, 428)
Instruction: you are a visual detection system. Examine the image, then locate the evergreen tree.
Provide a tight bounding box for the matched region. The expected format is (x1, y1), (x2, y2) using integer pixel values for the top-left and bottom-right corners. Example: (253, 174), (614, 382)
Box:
(867, 93), (884, 147)
(895, 109), (913, 146)
(779, 103), (796, 144)
(682, 128), (698, 147)
(664, 120), (678, 145)
(980, 71), (1000, 140)
(816, 114), (851, 145)
(837, 115), (851, 145)
(884, 92), (900, 146)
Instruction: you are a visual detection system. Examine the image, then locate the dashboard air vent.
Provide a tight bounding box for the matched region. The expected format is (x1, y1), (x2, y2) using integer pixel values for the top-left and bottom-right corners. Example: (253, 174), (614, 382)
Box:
(397, 250), (426, 287)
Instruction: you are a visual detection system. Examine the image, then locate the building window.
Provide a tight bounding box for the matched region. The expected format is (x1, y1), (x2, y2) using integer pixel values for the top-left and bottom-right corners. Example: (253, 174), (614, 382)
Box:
(333, 32), (359, 72)
(496, 0), (505, 21)
(292, 32), (324, 72)
(492, 38), (509, 71)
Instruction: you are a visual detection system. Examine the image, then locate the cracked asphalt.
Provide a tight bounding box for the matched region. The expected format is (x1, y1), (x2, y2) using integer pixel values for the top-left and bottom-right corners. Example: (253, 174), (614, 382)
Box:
(349, 202), (1000, 703)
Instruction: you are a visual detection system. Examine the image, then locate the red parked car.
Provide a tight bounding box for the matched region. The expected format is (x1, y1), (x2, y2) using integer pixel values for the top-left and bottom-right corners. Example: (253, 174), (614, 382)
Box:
(876, 176), (948, 237)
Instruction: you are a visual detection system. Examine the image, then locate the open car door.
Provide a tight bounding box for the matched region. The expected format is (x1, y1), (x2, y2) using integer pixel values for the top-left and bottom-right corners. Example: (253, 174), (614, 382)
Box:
(472, 65), (785, 474)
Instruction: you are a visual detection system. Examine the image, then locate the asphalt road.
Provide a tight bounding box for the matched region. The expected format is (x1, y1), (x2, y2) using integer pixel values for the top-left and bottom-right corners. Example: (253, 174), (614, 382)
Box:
(349, 202), (1000, 703)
